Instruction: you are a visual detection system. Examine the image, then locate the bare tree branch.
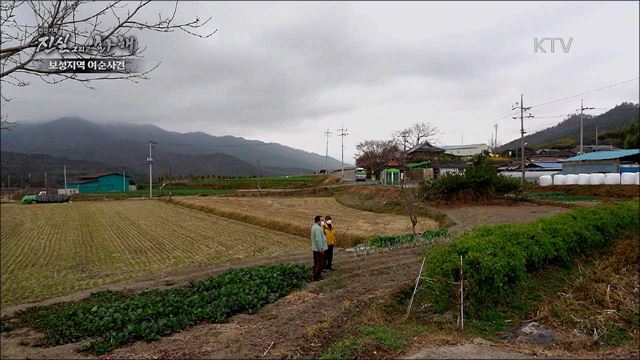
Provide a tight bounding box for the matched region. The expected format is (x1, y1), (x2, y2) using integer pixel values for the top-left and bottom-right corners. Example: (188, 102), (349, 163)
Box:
(0, 0), (216, 129)
(392, 121), (441, 150)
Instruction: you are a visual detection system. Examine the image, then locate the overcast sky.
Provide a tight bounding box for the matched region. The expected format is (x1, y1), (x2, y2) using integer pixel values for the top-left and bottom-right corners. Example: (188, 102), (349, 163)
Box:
(3, 1), (639, 163)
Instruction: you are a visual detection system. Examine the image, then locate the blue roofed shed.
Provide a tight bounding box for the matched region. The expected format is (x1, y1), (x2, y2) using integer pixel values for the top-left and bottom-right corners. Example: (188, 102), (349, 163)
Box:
(561, 149), (640, 174)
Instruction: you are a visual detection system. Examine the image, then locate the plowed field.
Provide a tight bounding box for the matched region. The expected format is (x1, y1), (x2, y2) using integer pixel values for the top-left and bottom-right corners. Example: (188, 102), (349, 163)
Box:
(0, 200), (307, 306)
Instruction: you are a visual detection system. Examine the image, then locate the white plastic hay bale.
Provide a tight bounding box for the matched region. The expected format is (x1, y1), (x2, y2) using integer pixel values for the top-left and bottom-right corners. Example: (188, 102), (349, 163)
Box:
(565, 174), (578, 185)
(590, 173), (605, 185)
(621, 173), (636, 185)
(577, 173), (590, 185)
(539, 175), (552, 187)
(553, 174), (566, 185)
(604, 173), (621, 185)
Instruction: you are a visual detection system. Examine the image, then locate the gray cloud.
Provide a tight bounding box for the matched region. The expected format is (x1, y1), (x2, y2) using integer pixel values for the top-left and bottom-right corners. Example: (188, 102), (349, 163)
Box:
(2, 1), (638, 162)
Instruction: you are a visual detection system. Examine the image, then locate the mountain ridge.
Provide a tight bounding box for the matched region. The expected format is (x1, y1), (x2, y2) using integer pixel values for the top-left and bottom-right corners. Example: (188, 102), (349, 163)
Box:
(1, 117), (348, 177)
(499, 102), (639, 151)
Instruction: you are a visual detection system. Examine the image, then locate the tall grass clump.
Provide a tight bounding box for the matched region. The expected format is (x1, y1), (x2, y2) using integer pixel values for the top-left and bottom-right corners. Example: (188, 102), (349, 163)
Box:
(422, 200), (639, 316)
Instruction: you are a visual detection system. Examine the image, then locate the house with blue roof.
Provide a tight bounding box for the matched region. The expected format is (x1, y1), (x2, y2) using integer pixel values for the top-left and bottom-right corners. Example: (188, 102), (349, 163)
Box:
(561, 149), (640, 174)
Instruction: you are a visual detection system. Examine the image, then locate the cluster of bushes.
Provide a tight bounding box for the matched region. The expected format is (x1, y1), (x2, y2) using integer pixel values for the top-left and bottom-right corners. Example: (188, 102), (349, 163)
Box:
(6, 264), (309, 354)
(370, 229), (449, 248)
(422, 152), (521, 202)
(422, 200), (639, 316)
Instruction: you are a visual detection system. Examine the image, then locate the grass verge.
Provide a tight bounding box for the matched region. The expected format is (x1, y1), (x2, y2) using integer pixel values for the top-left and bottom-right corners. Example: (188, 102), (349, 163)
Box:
(71, 188), (234, 200)
(422, 200), (639, 315)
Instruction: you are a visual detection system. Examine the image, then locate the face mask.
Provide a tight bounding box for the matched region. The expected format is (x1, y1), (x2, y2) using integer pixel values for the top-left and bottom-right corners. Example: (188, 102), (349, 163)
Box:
(327, 220), (332, 225)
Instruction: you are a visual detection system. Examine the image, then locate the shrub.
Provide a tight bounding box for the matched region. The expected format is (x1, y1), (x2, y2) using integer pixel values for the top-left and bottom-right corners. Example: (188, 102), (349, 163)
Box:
(422, 200), (639, 316)
(422, 152), (521, 202)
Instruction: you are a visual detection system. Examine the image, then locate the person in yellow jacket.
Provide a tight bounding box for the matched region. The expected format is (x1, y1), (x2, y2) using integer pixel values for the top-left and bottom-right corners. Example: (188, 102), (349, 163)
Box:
(323, 215), (336, 270)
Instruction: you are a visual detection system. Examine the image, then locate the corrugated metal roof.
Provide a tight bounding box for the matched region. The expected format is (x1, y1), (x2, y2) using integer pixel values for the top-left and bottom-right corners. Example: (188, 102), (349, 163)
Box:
(407, 141), (445, 153)
(441, 143), (489, 150)
(530, 162), (563, 169)
(80, 172), (131, 180)
(562, 149), (640, 162)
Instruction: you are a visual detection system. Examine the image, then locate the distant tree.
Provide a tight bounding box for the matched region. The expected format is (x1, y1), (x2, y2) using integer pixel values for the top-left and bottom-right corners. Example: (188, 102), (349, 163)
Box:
(0, 1), (216, 130)
(599, 115), (640, 149)
(553, 137), (577, 150)
(355, 140), (401, 173)
(392, 122), (441, 150)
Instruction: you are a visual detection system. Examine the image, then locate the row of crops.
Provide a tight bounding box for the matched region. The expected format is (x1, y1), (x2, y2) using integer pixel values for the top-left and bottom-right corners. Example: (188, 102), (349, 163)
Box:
(369, 229), (449, 248)
(421, 200), (639, 316)
(1, 264), (310, 354)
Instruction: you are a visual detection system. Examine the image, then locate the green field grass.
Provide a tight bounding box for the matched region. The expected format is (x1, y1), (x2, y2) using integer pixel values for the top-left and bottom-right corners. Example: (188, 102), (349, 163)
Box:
(187, 175), (333, 189)
(527, 191), (600, 202)
(72, 188), (234, 199)
(0, 200), (307, 306)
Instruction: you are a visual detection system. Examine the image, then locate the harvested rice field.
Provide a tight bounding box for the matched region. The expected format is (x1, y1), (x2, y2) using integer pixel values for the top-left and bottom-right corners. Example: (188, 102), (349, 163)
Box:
(0, 200), (307, 306)
(174, 196), (438, 239)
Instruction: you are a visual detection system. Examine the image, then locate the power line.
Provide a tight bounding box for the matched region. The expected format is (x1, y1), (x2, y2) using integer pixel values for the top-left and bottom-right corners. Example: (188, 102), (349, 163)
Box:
(158, 141), (279, 148)
(530, 77), (639, 109)
(532, 114), (571, 119)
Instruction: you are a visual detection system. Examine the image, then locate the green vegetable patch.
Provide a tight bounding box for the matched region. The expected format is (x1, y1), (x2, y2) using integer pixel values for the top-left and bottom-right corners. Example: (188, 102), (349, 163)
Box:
(4, 264), (310, 354)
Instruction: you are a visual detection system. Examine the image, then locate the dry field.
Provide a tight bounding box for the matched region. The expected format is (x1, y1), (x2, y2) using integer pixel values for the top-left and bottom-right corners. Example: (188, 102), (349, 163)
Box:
(0, 200), (307, 306)
(175, 196), (438, 239)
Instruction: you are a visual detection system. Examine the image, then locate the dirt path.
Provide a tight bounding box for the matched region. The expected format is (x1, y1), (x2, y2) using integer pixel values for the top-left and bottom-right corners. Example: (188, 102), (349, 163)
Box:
(439, 203), (568, 233)
(404, 343), (535, 359)
(107, 246), (426, 359)
(1, 245), (428, 359)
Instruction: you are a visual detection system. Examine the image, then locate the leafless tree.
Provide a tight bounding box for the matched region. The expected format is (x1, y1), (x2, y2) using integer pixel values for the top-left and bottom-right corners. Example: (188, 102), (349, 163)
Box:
(392, 122), (441, 150)
(0, 0), (216, 130)
(399, 178), (423, 237)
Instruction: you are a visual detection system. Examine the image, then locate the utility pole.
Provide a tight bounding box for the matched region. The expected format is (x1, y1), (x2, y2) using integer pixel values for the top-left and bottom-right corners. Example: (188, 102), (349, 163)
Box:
(256, 159), (262, 196)
(494, 124), (498, 150)
(595, 126), (598, 151)
(169, 161), (173, 185)
(577, 99), (594, 154)
(401, 133), (409, 185)
(63, 165), (67, 189)
(401, 133), (409, 155)
(147, 139), (156, 198)
(513, 95), (534, 185)
(44, 170), (48, 193)
(324, 128), (332, 174)
(337, 125), (349, 181)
